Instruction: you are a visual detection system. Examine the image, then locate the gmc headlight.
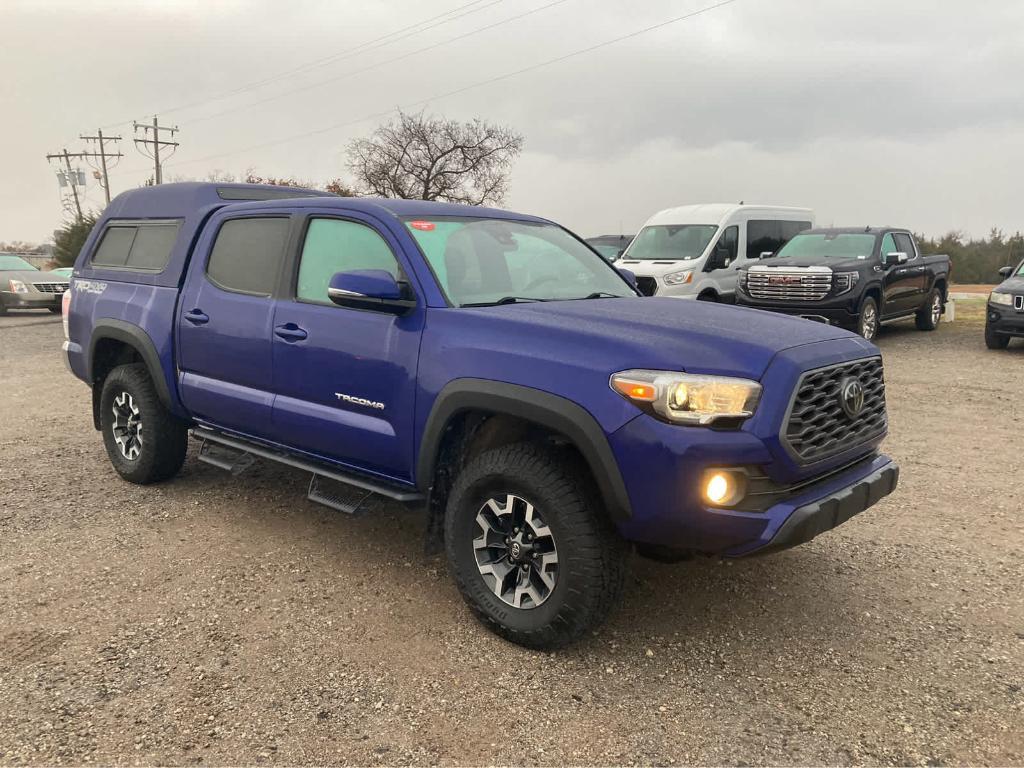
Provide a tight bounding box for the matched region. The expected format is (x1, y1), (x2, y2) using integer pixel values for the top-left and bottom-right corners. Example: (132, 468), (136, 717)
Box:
(610, 370), (762, 426)
(8, 279), (29, 294)
(989, 291), (1013, 306)
(663, 270), (693, 286)
(834, 271), (859, 295)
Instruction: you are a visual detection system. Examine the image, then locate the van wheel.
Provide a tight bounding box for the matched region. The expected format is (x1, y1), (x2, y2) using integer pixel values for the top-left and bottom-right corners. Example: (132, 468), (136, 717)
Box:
(858, 297), (879, 341)
(985, 325), (1009, 350)
(100, 363), (188, 484)
(445, 442), (627, 649)
(915, 289), (942, 330)
(697, 292), (718, 302)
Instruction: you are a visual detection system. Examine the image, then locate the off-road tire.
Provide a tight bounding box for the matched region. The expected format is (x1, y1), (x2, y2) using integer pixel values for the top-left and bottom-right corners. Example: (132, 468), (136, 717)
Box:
(100, 363), (188, 484)
(915, 288), (942, 331)
(0, 299), (7, 316)
(985, 324), (1010, 350)
(445, 442), (627, 649)
(858, 296), (879, 341)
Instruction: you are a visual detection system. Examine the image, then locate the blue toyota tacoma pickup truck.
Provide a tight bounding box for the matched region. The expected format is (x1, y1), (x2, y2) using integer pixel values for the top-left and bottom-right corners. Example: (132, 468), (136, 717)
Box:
(63, 182), (899, 648)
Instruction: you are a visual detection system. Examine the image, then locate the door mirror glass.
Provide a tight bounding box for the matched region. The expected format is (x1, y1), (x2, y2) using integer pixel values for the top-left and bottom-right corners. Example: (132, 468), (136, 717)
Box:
(883, 251), (908, 268)
(759, 251), (774, 259)
(998, 265), (1013, 279)
(327, 270), (414, 314)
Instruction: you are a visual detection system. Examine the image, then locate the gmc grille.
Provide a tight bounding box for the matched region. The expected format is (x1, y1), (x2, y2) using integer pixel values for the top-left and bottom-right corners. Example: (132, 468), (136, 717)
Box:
(746, 269), (831, 301)
(32, 282), (70, 294)
(784, 357), (887, 464)
(635, 276), (658, 296)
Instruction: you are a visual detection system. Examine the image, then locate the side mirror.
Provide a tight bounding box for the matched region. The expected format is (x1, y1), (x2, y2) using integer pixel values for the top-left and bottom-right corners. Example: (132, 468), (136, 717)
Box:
(998, 265), (1013, 279)
(617, 267), (638, 289)
(759, 251), (774, 259)
(327, 269), (415, 314)
(883, 251), (908, 268)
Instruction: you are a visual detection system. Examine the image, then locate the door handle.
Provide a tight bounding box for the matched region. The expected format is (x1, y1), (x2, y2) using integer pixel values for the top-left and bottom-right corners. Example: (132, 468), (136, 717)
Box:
(274, 323), (308, 342)
(184, 309), (209, 325)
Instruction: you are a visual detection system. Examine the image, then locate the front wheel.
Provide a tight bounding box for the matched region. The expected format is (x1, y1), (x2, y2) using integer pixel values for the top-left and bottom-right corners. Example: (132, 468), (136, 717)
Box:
(858, 296), (879, 341)
(985, 324), (1010, 350)
(915, 289), (942, 330)
(445, 442), (627, 649)
(100, 363), (188, 484)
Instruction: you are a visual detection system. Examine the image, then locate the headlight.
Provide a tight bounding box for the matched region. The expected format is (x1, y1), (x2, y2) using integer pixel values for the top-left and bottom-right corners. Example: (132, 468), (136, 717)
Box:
(834, 271), (859, 295)
(990, 291), (1013, 306)
(663, 270), (693, 286)
(610, 370), (762, 426)
(8, 279), (28, 294)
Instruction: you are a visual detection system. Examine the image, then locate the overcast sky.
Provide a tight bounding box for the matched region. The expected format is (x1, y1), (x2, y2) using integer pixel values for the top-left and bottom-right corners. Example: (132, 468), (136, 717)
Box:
(2, 0), (1022, 244)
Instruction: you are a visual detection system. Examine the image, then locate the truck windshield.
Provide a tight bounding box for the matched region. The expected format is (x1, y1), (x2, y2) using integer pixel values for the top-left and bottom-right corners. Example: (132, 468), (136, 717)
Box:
(623, 225), (718, 261)
(403, 217), (634, 307)
(775, 233), (877, 260)
(0, 255), (39, 271)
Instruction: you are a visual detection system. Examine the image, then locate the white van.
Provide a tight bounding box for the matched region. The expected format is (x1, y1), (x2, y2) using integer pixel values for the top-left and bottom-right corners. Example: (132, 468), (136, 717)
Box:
(618, 204), (815, 300)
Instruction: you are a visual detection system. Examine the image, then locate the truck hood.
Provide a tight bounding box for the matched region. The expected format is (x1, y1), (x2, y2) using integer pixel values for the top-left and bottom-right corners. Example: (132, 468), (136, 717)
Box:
(460, 297), (867, 381)
(754, 257), (868, 271)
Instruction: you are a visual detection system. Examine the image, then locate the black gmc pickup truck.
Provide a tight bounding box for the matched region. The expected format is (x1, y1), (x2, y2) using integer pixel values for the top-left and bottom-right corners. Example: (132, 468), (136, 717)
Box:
(735, 227), (951, 341)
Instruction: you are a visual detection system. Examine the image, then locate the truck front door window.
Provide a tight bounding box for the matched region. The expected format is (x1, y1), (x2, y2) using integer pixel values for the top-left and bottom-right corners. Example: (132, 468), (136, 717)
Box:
(297, 218), (401, 304)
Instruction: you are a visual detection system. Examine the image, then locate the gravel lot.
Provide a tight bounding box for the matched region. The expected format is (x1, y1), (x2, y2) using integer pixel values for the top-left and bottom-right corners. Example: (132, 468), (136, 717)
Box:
(1, 311), (1021, 766)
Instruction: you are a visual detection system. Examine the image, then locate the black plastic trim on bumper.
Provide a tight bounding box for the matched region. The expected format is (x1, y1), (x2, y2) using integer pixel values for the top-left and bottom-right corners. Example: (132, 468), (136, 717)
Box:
(754, 462), (899, 555)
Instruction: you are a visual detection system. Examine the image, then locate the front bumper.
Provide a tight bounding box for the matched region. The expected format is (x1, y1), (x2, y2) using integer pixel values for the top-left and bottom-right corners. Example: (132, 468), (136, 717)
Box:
(0, 290), (61, 310)
(736, 289), (860, 328)
(986, 301), (1024, 338)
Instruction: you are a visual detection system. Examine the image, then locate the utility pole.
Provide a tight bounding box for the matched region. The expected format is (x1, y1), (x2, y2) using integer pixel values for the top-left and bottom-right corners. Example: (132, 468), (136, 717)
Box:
(45, 149), (84, 222)
(132, 116), (179, 184)
(79, 130), (123, 204)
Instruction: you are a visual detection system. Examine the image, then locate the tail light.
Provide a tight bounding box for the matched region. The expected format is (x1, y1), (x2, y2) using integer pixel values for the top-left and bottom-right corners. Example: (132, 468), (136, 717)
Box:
(62, 289), (71, 339)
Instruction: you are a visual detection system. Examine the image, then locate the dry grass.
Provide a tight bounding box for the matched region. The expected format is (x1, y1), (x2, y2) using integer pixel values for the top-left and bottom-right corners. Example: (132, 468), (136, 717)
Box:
(950, 297), (987, 326)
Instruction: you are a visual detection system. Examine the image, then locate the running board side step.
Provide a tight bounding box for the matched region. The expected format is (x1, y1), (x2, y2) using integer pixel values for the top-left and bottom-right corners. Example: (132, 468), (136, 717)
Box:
(191, 428), (425, 508)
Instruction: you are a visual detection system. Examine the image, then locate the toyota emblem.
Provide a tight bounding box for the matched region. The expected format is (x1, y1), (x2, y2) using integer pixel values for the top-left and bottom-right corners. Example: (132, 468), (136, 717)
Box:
(838, 377), (865, 419)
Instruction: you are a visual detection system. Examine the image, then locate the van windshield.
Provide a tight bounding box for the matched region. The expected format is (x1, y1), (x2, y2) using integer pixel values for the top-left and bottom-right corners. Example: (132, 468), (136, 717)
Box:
(624, 225), (718, 261)
(775, 233), (877, 260)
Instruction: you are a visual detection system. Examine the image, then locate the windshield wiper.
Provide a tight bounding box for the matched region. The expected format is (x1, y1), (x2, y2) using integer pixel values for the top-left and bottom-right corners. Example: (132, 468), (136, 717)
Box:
(577, 292), (624, 300)
(461, 296), (550, 307)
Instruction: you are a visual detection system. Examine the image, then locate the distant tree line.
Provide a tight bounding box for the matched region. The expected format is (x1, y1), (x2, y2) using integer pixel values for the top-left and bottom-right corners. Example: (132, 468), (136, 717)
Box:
(917, 229), (1023, 284)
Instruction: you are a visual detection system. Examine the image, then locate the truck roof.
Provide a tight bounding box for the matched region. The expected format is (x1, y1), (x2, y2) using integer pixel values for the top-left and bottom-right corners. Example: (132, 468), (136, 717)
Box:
(104, 182), (544, 223)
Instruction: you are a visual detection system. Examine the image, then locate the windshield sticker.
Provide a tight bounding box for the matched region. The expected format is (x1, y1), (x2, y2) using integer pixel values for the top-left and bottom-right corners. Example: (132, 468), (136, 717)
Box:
(408, 221), (436, 232)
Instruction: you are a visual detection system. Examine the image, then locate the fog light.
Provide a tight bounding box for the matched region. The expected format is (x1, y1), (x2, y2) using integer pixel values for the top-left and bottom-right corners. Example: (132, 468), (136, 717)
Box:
(703, 470), (745, 507)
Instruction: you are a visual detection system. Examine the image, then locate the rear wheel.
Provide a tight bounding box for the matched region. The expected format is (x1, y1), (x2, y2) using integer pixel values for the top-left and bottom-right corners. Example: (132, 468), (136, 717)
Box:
(445, 442), (627, 649)
(985, 324), (1010, 350)
(915, 289), (942, 330)
(100, 363), (188, 484)
(858, 297), (879, 341)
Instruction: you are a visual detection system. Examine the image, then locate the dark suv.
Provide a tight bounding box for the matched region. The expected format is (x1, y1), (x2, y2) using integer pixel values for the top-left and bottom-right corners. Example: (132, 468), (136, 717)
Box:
(985, 258), (1024, 349)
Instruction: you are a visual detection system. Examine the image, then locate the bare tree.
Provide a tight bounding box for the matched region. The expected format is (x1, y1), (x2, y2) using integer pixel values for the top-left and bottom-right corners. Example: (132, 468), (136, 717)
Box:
(347, 110), (523, 206)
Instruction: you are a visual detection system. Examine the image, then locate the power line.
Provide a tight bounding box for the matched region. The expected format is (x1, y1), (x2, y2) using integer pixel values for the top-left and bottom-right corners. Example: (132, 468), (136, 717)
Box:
(165, 0), (739, 171)
(97, 0), (502, 130)
(133, 116), (179, 184)
(186, 0), (571, 127)
(44, 149), (87, 221)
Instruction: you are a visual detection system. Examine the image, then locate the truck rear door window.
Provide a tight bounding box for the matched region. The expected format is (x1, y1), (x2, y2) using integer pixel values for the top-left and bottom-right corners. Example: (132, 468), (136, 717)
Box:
(91, 221), (180, 271)
(207, 217), (290, 296)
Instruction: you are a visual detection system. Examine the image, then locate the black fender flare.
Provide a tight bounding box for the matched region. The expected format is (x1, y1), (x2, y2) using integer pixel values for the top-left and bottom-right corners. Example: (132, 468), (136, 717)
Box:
(416, 379), (632, 522)
(88, 319), (174, 423)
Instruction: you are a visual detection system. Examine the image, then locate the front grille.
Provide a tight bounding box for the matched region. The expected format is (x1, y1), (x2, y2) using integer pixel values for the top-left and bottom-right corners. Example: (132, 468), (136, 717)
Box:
(32, 282), (69, 294)
(746, 269), (832, 301)
(784, 357), (887, 464)
(1015, 295), (1023, 311)
(635, 276), (658, 296)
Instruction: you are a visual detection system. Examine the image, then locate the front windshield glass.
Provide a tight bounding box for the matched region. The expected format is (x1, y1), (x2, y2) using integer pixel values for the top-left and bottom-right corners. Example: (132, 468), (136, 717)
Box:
(403, 217), (634, 306)
(0, 255), (39, 271)
(623, 225), (718, 261)
(590, 244), (622, 262)
(775, 233), (877, 260)
(1016, 260), (1024, 277)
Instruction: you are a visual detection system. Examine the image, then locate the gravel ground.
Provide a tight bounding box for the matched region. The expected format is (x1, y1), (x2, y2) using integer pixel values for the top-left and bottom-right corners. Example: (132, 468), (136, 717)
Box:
(1, 313), (1022, 766)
